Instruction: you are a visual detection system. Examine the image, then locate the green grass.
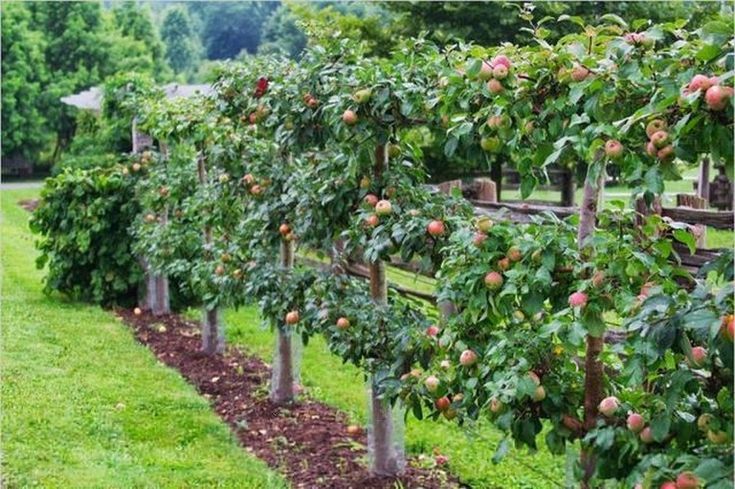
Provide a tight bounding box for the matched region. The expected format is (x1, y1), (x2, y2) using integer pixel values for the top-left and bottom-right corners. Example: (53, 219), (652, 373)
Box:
(1, 189), (288, 489)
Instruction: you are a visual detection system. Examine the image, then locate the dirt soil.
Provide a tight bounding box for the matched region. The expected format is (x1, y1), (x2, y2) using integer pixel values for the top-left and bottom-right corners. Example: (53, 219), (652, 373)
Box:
(117, 308), (458, 489)
(18, 198), (40, 212)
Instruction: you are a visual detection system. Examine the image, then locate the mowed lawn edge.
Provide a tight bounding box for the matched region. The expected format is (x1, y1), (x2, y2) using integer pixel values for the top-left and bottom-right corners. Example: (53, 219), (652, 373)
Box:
(1, 188), (288, 489)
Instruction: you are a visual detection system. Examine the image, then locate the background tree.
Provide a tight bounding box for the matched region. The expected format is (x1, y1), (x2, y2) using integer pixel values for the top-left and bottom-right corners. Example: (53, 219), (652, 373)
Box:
(160, 6), (200, 77)
(1, 3), (49, 164)
(257, 5), (307, 59)
(112, 1), (171, 80)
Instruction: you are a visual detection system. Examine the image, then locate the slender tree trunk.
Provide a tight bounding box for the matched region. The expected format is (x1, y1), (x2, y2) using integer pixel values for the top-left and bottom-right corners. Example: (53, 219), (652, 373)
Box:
(152, 142), (171, 316)
(560, 167), (576, 207)
(271, 239), (299, 404)
(367, 143), (405, 476)
(197, 153), (224, 355)
(578, 166), (605, 488)
(491, 160), (503, 201)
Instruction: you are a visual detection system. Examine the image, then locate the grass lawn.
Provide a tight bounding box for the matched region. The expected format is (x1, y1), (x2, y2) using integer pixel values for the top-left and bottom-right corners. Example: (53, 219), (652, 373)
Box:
(1, 189), (287, 489)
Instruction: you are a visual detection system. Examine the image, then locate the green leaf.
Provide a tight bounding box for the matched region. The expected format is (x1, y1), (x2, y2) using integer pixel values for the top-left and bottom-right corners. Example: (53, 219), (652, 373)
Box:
(673, 229), (696, 255)
(650, 414), (671, 442)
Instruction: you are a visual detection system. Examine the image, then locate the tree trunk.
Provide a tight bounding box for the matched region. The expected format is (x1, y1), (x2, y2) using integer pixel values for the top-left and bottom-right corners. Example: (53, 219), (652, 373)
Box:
(491, 160), (503, 201)
(201, 307), (225, 355)
(560, 167), (576, 207)
(271, 239), (300, 405)
(367, 142), (405, 476)
(578, 167), (605, 488)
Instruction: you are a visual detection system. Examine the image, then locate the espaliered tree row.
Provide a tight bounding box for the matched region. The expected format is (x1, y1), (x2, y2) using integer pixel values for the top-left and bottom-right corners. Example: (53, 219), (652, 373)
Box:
(34, 12), (734, 489)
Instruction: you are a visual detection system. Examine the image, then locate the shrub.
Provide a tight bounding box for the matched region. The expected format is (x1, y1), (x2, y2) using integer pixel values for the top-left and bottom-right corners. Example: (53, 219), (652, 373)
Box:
(30, 165), (142, 306)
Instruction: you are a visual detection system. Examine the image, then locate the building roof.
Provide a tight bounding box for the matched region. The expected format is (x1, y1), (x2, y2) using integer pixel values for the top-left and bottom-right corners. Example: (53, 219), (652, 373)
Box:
(60, 84), (214, 111)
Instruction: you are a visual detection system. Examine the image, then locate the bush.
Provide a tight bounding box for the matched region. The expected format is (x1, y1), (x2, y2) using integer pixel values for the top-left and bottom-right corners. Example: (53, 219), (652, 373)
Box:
(30, 165), (142, 306)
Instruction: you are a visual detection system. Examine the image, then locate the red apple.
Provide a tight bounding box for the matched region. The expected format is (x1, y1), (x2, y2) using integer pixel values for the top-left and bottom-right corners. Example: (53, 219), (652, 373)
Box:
(435, 396), (451, 411)
(435, 454), (449, 466)
(250, 184), (263, 196)
(279, 223), (291, 236)
(364, 194), (379, 207)
(660, 482), (677, 489)
(492, 55), (512, 69)
(627, 413), (645, 433)
(571, 65), (590, 82)
(591, 270), (605, 288)
(497, 257), (510, 271)
(365, 214), (379, 228)
(336, 317), (350, 329)
(689, 346), (707, 367)
(486, 115), (505, 128)
(528, 371), (541, 385)
(342, 109), (358, 125)
(604, 140), (624, 159)
(375, 200), (392, 216)
(639, 426), (654, 443)
(688, 74), (712, 92)
(650, 130), (669, 148)
(426, 325), (440, 337)
(459, 349), (477, 367)
(486, 79), (504, 94)
(598, 396), (619, 417)
(484, 271), (504, 289)
(568, 291), (588, 308)
(477, 60), (494, 80)
(427, 220), (446, 237)
(215, 264), (225, 276)
(424, 375), (440, 392)
(473, 232), (487, 247)
(675, 471), (700, 489)
(657, 145), (675, 161)
(285, 310), (300, 325)
(507, 247), (522, 262)
(489, 398), (503, 414)
(722, 314), (734, 341)
(346, 424), (362, 436)
(646, 141), (658, 157)
(705, 84), (732, 111)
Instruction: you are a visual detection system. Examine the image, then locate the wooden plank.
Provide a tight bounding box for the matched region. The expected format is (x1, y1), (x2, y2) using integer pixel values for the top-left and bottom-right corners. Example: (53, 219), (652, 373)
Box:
(660, 206), (733, 230)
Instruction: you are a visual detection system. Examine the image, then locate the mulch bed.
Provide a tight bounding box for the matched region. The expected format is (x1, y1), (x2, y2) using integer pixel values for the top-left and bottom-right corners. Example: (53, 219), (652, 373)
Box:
(117, 309), (458, 489)
(18, 199), (40, 212)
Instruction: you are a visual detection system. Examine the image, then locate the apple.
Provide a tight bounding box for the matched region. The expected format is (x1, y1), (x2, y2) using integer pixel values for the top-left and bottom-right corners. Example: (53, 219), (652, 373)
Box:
(568, 291), (588, 308)
(459, 349), (477, 367)
(435, 396), (451, 411)
(427, 220), (446, 237)
(486, 79), (504, 94)
(571, 65), (590, 82)
(598, 396), (619, 417)
(487, 115), (506, 129)
(342, 109), (358, 125)
(478, 60), (494, 80)
(485, 398), (502, 415)
(627, 413), (645, 433)
(133, 307), (142, 316)
(646, 119), (668, 138)
(645, 141), (658, 157)
(533, 385), (546, 401)
(352, 88), (372, 104)
(440, 359), (451, 370)
(688, 74), (712, 92)
(132, 162), (142, 172)
(346, 424), (362, 436)
(242, 173), (255, 186)
(473, 232), (487, 247)
(604, 140), (624, 159)
(424, 375), (440, 392)
(426, 325), (440, 337)
(689, 346), (707, 367)
(307, 97), (319, 109)
(697, 413), (712, 432)
(359, 176), (371, 189)
(336, 317), (350, 329)
(657, 145), (675, 161)
(232, 268), (243, 279)
(279, 223), (291, 236)
(476, 217), (494, 232)
(285, 310), (300, 325)
(660, 482), (677, 489)
(364, 194), (379, 207)
(122, 167), (129, 176)
(215, 264), (226, 276)
(144, 213), (156, 224)
(435, 454), (449, 466)
(507, 247), (522, 262)
(480, 136), (501, 152)
(497, 258), (510, 271)
(675, 472), (700, 489)
(493, 64), (508, 80)
(721, 314), (734, 341)
(364, 214), (379, 228)
(523, 120), (534, 134)
(375, 200), (392, 216)
(705, 84), (732, 111)
(707, 429), (729, 444)
(443, 408), (458, 420)
(513, 310), (525, 321)
(221, 253), (231, 263)
(387, 143), (401, 158)
(218, 173), (230, 184)
(650, 130), (669, 148)
(484, 271), (504, 289)
(492, 55), (512, 69)
(591, 270), (605, 288)
(159, 186), (169, 197)
(639, 426), (654, 443)
(250, 184), (263, 196)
